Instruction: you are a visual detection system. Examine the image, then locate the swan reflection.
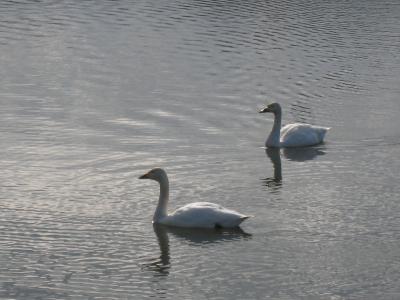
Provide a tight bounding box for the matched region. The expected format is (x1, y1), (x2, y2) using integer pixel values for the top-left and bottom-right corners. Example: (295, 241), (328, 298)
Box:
(262, 146), (326, 190)
(282, 146), (326, 162)
(262, 148), (282, 190)
(141, 224), (171, 276)
(156, 223), (251, 245)
(143, 224), (251, 276)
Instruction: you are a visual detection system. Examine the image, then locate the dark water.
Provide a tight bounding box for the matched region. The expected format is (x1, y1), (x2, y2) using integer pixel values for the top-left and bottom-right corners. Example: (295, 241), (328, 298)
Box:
(1, 0), (400, 299)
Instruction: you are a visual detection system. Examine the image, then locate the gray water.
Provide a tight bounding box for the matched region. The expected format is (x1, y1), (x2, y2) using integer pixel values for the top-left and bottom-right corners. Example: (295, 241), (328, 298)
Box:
(1, 0), (400, 299)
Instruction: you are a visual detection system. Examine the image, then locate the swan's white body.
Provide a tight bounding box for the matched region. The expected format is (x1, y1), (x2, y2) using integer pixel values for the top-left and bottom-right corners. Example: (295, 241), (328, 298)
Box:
(161, 202), (248, 228)
(279, 123), (329, 147)
(139, 168), (249, 229)
(260, 103), (329, 148)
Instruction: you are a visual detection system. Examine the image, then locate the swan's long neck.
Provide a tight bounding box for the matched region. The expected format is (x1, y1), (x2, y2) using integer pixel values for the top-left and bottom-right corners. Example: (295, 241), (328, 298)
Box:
(154, 175), (169, 223)
(266, 111), (282, 148)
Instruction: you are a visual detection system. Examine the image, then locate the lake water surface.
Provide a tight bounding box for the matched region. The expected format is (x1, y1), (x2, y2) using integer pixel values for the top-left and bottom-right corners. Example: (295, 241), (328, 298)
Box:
(1, 0), (400, 299)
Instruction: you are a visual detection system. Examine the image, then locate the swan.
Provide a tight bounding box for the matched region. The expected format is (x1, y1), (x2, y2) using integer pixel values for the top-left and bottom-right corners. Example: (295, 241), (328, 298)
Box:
(139, 168), (250, 229)
(259, 102), (330, 148)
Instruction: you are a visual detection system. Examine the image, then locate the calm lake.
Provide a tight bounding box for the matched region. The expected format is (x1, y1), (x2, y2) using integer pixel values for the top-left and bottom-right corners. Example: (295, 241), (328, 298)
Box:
(1, 0), (400, 299)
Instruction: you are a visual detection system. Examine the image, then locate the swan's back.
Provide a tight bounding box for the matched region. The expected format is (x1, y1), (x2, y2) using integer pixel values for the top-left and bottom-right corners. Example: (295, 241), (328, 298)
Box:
(161, 202), (249, 229)
(280, 123), (329, 147)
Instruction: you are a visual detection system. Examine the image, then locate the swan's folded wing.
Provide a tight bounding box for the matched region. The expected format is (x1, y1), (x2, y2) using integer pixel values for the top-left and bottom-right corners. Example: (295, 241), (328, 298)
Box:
(281, 123), (329, 147)
(164, 202), (248, 228)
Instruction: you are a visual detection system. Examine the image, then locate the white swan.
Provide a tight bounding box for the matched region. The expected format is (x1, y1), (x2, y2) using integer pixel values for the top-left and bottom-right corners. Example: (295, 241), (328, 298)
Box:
(259, 103), (330, 148)
(139, 168), (250, 229)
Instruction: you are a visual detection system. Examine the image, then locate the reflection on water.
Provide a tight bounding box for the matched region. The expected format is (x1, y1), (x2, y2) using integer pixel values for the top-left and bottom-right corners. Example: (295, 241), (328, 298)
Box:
(1, 0), (400, 298)
(263, 146), (326, 190)
(282, 146), (326, 162)
(162, 224), (252, 245)
(143, 224), (252, 277)
(142, 224), (171, 276)
(262, 148), (282, 190)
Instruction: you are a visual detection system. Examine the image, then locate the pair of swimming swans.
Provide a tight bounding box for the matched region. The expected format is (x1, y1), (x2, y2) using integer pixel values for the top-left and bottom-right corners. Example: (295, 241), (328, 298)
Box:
(140, 103), (330, 229)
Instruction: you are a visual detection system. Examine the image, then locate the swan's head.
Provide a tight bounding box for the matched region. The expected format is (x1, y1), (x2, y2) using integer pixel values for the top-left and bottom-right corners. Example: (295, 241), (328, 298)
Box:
(139, 168), (168, 182)
(259, 102), (282, 114)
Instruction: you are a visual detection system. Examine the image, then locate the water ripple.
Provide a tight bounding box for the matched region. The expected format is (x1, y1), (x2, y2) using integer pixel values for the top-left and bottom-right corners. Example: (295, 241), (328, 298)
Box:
(1, 0), (400, 299)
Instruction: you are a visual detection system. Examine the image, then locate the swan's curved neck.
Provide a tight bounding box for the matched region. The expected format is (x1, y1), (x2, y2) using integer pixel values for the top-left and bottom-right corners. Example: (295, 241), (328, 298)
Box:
(154, 175), (169, 223)
(266, 111), (282, 148)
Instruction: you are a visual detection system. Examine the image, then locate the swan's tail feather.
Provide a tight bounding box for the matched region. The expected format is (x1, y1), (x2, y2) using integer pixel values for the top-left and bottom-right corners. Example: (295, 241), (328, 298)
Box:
(239, 216), (251, 223)
(315, 126), (330, 141)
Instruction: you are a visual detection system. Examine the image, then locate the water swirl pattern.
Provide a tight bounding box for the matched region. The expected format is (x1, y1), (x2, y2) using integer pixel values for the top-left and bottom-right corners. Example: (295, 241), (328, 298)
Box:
(1, 0), (400, 299)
